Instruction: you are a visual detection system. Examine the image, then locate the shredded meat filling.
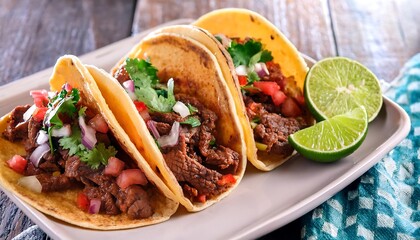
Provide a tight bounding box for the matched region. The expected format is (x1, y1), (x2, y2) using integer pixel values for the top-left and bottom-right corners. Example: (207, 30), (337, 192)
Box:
(2, 106), (153, 219)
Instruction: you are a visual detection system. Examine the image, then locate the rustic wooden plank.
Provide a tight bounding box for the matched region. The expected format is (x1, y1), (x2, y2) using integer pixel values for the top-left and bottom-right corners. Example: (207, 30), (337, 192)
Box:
(329, 0), (420, 82)
(133, 0), (335, 60)
(0, 0), (136, 86)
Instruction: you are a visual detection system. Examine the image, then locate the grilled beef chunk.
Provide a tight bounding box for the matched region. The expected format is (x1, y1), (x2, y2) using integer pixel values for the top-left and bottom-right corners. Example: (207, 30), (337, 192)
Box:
(3, 105), (31, 141)
(163, 134), (226, 196)
(113, 65), (131, 84)
(3, 104), (154, 219)
(36, 174), (80, 192)
(24, 118), (42, 152)
(151, 94), (239, 200)
(253, 113), (301, 155)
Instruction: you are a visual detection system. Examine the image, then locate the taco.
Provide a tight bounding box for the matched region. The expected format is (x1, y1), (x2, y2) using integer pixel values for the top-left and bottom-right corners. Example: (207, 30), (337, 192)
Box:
(97, 31), (247, 212)
(193, 8), (314, 171)
(0, 55), (178, 230)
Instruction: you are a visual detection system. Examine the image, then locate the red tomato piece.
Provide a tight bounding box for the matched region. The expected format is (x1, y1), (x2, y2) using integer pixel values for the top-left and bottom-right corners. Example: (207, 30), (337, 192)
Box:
(253, 81), (280, 97)
(116, 169), (148, 190)
(30, 90), (49, 107)
(197, 194), (206, 203)
(281, 97), (302, 117)
(217, 174), (236, 186)
(238, 75), (248, 86)
(7, 155), (27, 174)
(104, 157), (125, 177)
(271, 91), (287, 106)
(133, 101), (147, 112)
(88, 114), (109, 133)
(295, 95), (306, 106)
(265, 61), (275, 69)
(133, 100), (150, 121)
(76, 192), (89, 211)
(32, 107), (48, 122)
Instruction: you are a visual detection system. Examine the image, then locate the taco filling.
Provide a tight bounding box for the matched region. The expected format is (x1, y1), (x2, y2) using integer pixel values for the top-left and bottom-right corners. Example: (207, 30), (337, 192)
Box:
(3, 84), (154, 219)
(114, 58), (239, 203)
(216, 36), (311, 157)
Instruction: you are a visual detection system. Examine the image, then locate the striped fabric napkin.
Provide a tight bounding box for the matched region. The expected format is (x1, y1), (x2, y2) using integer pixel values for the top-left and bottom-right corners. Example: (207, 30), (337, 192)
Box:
(302, 54), (420, 240)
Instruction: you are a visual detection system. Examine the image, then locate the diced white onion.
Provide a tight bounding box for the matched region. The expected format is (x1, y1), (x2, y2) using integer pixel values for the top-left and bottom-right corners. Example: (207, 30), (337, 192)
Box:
(172, 101), (190, 118)
(254, 62), (269, 77)
(29, 143), (50, 167)
(157, 121), (180, 147)
(23, 105), (37, 122)
(235, 65), (248, 76)
(123, 80), (135, 92)
(18, 176), (42, 193)
(88, 198), (101, 214)
(214, 34), (232, 48)
(36, 130), (49, 145)
(51, 124), (72, 137)
(79, 116), (97, 150)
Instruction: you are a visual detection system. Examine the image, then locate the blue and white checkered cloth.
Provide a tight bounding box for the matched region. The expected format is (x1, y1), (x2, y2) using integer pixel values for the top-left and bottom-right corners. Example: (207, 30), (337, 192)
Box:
(302, 54), (420, 239)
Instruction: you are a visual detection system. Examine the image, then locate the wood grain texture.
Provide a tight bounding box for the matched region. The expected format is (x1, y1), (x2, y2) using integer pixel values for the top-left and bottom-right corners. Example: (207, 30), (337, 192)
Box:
(133, 0), (336, 60)
(330, 0), (420, 81)
(0, 0), (135, 85)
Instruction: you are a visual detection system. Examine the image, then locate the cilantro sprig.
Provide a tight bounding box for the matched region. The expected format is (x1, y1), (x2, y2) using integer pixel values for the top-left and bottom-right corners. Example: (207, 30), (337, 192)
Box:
(59, 125), (117, 169)
(227, 39), (273, 68)
(227, 39), (273, 85)
(125, 58), (176, 112)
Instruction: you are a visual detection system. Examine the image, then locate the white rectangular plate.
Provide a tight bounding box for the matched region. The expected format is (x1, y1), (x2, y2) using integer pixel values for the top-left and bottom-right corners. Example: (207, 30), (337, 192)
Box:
(0, 20), (411, 240)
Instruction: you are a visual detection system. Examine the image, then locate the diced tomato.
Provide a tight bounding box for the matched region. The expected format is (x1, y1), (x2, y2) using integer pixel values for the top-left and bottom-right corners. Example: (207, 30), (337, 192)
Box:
(30, 90), (49, 107)
(238, 75), (248, 86)
(7, 155), (27, 174)
(197, 194), (206, 203)
(76, 192), (89, 211)
(32, 107), (48, 122)
(133, 100), (150, 121)
(295, 95), (306, 106)
(104, 157), (125, 177)
(88, 114), (109, 133)
(253, 81), (280, 96)
(281, 97), (302, 117)
(217, 174), (237, 186)
(265, 61), (275, 69)
(271, 91), (287, 106)
(134, 101), (147, 112)
(116, 169), (148, 190)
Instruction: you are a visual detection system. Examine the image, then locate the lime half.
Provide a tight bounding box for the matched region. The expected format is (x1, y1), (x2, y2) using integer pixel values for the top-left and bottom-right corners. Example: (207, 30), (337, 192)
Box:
(305, 57), (382, 122)
(288, 107), (368, 162)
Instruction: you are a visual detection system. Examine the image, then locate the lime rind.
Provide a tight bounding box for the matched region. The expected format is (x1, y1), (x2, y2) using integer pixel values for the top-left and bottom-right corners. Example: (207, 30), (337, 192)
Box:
(304, 57), (383, 122)
(288, 107), (368, 162)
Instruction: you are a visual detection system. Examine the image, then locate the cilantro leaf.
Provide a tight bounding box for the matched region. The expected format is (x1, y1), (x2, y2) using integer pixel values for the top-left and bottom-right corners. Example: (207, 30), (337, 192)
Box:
(181, 117), (201, 127)
(126, 58), (159, 88)
(187, 104), (198, 114)
(79, 143), (117, 169)
(227, 39), (273, 67)
(58, 125), (86, 156)
(247, 71), (260, 84)
(135, 78), (176, 113)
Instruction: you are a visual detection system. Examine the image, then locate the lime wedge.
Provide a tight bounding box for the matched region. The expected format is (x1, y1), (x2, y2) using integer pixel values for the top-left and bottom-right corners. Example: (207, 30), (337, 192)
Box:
(304, 57), (382, 122)
(288, 107), (368, 162)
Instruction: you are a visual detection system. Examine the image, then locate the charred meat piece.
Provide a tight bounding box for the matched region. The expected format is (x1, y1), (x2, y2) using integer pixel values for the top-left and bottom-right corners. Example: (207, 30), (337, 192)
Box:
(3, 105), (31, 141)
(36, 174), (81, 192)
(117, 185), (153, 219)
(163, 134), (226, 196)
(113, 65), (131, 84)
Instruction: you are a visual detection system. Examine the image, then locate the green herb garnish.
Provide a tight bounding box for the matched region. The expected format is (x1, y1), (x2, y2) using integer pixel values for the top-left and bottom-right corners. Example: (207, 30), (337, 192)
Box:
(181, 117), (201, 127)
(227, 39), (273, 68)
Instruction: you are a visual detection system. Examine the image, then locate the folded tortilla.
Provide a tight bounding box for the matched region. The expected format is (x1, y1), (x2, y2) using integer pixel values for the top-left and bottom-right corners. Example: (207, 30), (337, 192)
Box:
(193, 9), (312, 171)
(98, 32), (247, 212)
(0, 55), (178, 230)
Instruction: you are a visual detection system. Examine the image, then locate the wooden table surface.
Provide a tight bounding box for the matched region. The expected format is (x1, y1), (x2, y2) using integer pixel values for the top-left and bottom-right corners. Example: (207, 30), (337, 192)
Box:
(1, 0), (419, 239)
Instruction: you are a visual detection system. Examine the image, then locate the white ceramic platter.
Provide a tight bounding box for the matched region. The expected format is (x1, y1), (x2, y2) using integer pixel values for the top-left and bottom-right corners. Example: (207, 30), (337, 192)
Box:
(0, 20), (410, 240)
